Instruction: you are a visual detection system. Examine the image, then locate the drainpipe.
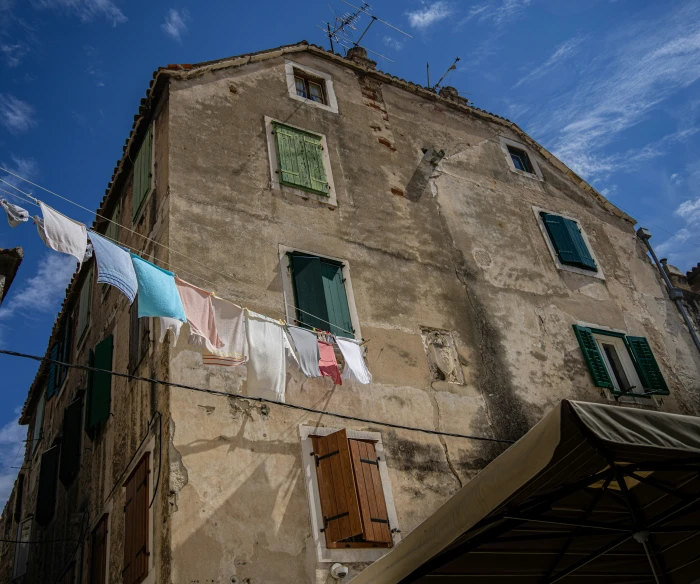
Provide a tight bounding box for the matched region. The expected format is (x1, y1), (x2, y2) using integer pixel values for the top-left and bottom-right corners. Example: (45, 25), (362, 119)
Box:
(637, 227), (700, 355)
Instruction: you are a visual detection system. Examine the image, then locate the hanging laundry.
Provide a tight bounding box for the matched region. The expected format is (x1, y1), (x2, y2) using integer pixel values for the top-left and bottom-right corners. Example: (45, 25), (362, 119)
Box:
(318, 340), (342, 386)
(130, 254), (187, 321)
(336, 338), (372, 384)
(32, 216), (48, 247)
(175, 278), (223, 352)
(83, 242), (94, 262)
(1, 199), (29, 227)
(87, 231), (138, 304)
(39, 202), (88, 267)
(245, 310), (287, 403)
(158, 317), (183, 345)
(202, 297), (248, 366)
(287, 326), (322, 378)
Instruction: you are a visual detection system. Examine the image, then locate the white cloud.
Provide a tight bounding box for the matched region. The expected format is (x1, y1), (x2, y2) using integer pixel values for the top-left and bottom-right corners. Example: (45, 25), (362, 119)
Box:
(462, 0), (533, 26)
(0, 42), (28, 67)
(407, 1), (451, 30)
(514, 36), (584, 87)
(31, 0), (127, 26)
(0, 94), (36, 133)
(675, 198), (700, 227)
(161, 8), (188, 41)
(0, 408), (26, 510)
(383, 36), (404, 51)
(670, 172), (683, 185)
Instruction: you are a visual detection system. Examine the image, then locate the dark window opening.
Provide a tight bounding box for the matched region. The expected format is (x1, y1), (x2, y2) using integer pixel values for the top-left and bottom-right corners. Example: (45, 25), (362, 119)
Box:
(294, 72), (327, 105)
(601, 344), (633, 393)
(507, 145), (534, 174)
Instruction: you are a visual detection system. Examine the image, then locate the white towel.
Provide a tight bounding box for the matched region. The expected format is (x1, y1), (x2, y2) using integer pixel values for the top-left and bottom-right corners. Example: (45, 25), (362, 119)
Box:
(203, 297), (248, 366)
(337, 338), (372, 384)
(1, 199), (29, 227)
(39, 202), (88, 267)
(245, 310), (287, 403)
(158, 317), (183, 345)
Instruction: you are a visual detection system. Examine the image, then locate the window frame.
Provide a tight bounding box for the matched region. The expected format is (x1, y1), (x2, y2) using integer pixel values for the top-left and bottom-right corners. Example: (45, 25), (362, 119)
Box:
(132, 122), (155, 225)
(265, 116), (338, 207)
(300, 425), (400, 564)
(77, 268), (94, 348)
(12, 517), (32, 580)
(533, 206), (605, 280)
(284, 61), (339, 114)
(500, 137), (543, 180)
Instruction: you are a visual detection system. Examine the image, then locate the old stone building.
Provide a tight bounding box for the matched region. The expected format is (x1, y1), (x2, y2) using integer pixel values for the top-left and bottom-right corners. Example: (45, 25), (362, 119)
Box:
(0, 247), (23, 306)
(2, 41), (700, 584)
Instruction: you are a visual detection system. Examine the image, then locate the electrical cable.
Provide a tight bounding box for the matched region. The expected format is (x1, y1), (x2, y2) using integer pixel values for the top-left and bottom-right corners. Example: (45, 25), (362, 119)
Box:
(0, 349), (514, 444)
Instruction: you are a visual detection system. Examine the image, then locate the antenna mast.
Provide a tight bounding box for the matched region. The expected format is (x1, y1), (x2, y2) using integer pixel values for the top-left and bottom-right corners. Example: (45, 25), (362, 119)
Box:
(433, 57), (461, 91)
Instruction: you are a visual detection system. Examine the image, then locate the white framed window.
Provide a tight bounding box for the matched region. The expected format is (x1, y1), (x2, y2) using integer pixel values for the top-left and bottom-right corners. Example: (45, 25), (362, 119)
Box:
(13, 517), (32, 579)
(285, 61), (339, 114)
(533, 206), (605, 280)
(299, 425), (400, 564)
(500, 137), (543, 180)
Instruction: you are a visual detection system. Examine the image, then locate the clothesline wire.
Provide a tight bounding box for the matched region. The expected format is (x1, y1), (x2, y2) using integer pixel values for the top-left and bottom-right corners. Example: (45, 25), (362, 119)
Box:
(0, 349), (515, 445)
(0, 188), (40, 209)
(0, 166), (356, 336)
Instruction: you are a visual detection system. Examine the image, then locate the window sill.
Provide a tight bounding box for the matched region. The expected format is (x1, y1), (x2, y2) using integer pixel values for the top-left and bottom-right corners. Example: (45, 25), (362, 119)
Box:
(273, 181), (338, 208)
(287, 92), (339, 114)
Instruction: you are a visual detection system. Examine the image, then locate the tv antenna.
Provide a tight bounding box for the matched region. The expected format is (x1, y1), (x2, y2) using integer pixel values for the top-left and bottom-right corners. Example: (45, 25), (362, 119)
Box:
(432, 57), (460, 91)
(316, 0), (412, 63)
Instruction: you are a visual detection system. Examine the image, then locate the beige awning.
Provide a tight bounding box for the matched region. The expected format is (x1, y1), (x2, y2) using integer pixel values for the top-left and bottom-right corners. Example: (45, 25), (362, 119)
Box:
(351, 400), (700, 584)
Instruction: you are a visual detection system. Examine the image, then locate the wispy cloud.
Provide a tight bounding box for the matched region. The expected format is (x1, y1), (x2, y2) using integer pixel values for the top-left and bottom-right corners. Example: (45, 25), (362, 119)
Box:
(407, 1), (452, 30)
(31, 0), (127, 26)
(0, 94), (36, 133)
(0, 408), (25, 509)
(514, 36), (585, 88)
(161, 8), (188, 41)
(0, 42), (28, 67)
(463, 0), (534, 26)
(383, 35), (404, 51)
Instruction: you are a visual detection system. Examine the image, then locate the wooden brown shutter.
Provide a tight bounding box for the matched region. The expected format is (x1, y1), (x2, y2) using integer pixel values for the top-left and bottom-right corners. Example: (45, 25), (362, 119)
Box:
(311, 430), (363, 545)
(90, 514), (108, 584)
(349, 439), (392, 544)
(123, 454), (149, 584)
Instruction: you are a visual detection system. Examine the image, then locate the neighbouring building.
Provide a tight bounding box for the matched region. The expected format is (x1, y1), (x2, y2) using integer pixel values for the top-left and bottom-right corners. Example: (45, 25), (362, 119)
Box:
(0, 247), (23, 306)
(1, 42), (699, 584)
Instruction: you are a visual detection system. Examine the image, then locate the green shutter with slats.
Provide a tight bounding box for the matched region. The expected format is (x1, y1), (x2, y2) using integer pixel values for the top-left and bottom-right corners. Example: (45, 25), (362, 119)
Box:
(59, 396), (83, 487)
(89, 335), (113, 428)
(321, 261), (354, 338)
(33, 392), (46, 453)
(105, 204), (120, 242)
(290, 255), (329, 330)
(47, 344), (59, 398)
(77, 270), (92, 342)
(274, 123), (329, 196)
(36, 445), (60, 526)
(626, 336), (669, 394)
(564, 219), (597, 271)
(84, 349), (96, 440)
(572, 325), (614, 389)
(132, 124), (153, 220)
(541, 213), (597, 272)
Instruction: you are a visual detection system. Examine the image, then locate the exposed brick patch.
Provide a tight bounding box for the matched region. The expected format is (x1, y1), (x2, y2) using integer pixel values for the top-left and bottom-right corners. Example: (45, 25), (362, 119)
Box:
(391, 188), (405, 197)
(378, 138), (397, 152)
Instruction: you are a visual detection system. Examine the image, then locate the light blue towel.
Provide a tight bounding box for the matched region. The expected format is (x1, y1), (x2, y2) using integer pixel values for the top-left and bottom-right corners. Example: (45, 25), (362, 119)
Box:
(130, 254), (187, 321)
(88, 231), (138, 304)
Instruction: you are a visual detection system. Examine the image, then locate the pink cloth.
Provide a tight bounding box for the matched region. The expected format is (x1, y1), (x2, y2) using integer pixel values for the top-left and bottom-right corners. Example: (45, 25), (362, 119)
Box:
(175, 278), (223, 352)
(318, 340), (342, 386)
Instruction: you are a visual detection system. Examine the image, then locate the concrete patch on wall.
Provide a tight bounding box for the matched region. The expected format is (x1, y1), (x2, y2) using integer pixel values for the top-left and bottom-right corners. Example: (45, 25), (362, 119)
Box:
(420, 327), (465, 384)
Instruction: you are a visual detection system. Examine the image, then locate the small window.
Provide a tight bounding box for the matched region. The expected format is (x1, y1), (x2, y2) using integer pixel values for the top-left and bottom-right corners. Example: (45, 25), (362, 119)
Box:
(540, 212), (597, 272)
(36, 445), (60, 526)
(77, 269), (93, 344)
(501, 137), (542, 180)
(294, 71), (327, 104)
(85, 335), (113, 433)
(273, 122), (329, 196)
(285, 61), (338, 113)
(123, 454), (150, 584)
(90, 514), (109, 584)
(32, 391), (46, 454)
(59, 395), (83, 487)
(311, 429), (393, 549)
(289, 252), (354, 338)
(507, 145), (533, 173)
(132, 124), (153, 222)
(129, 296), (150, 373)
(12, 518), (32, 580)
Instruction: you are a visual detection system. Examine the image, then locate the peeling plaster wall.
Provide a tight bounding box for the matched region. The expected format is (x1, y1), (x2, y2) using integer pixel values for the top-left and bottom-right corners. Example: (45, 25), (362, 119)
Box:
(164, 53), (700, 584)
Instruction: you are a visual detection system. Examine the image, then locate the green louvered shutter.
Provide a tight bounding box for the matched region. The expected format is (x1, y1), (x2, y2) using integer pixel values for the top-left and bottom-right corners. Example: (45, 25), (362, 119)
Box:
(47, 344), (59, 398)
(290, 254), (329, 331)
(105, 203), (120, 242)
(36, 445), (60, 526)
(274, 123), (328, 196)
(84, 349), (96, 440)
(542, 213), (580, 266)
(303, 132), (329, 195)
(626, 336), (669, 394)
(321, 261), (354, 338)
(59, 396), (83, 487)
(572, 325), (614, 389)
(133, 124), (153, 220)
(77, 270), (92, 342)
(564, 219), (597, 271)
(89, 335), (113, 428)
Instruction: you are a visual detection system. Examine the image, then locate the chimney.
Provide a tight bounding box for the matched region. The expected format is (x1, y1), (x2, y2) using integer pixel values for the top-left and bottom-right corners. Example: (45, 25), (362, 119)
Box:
(346, 46), (377, 70)
(439, 86), (468, 106)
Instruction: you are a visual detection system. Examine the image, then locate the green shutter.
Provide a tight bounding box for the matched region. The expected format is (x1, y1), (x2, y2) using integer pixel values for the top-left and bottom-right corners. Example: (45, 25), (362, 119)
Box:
(89, 335), (113, 428)
(105, 204), (121, 242)
(47, 344), (59, 398)
(321, 261), (354, 338)
(77, 270), (92, 341)
(542, 213), (596, 271)
(133, 124), (153, 220)
(626, 336), (669, 394)
(33, 392), (46, 453)
(36, 445), (60, 526)
(274, 123), (329, 196)
(564, 219), (597, 271)
(572, 325), (614, 389)
(290, 254), (329, 330)
(59, 396), (83, 487)
(84, 349), (96, 440)
(58, 316), (73, 388)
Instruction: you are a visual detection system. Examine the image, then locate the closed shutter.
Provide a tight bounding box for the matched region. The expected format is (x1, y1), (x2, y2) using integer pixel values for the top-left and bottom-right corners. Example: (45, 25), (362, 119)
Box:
(349, 439), (392, 544)
(89, 335), (113, 428)
(47, 343), (59, 398)
(33, 392), (46, 453)
(123, 455), (150, 584)
(129, 298), (149, 372)
(303, 132), (328, 195)
(36, 445), (60, 526)
(13, 474), (24, 523)
(312, 430), (364, 545)
(290, 255), (329, 331)
(321, 261), (354, 338)
(274, 123), (328, 196)
(59, 396), (83, 487)
(78, 270), (93, 342)
(572, 325), (614, 389)
(541, 213), (581, 266)
(133, 125), (153, 220)
(59, 315), (73, 387)
(91, 514), (109, 584)
(626, 336), (669, 394)
(106, 204), (121, 242)
(84, 349), (96, 440)
(564, 219), (597, 271)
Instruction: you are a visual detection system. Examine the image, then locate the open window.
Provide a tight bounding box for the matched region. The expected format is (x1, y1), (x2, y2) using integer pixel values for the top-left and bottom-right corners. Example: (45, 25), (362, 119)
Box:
(12, 517), (32, 580)
(59, 394), (83, 487)
(36, 444), (60, 526)
(132, 123), (154, 223)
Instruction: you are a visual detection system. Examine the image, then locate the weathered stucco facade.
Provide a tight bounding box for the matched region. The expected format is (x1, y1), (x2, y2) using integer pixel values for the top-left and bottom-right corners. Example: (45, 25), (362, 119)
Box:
(2, 42), (699, 584)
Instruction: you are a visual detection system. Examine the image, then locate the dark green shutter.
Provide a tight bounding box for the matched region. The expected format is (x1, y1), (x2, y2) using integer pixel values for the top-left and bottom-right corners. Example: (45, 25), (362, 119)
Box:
(564, 219), (597, 270)
(78, 270), (92, 341)
(274, 123), (328, 196)
(541, 213), (597, 272)
(626, 336), (669, 394)
(321, 261), (354, 338)
(133, 124), (153, 220)
(58, 316), (73, 388)
(47, 344), (59, 398)
(36, 445), (60, 526)
(572, 325), (613, 389)
(290, 255), (329, 330)
(89, 335), (113, 428)
(59, 396), (83, 487)
(84, 350), (96, 440)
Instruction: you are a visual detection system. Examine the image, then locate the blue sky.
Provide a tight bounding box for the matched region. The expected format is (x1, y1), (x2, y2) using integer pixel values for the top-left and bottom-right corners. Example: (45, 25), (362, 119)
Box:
(0, 0), (699, 505)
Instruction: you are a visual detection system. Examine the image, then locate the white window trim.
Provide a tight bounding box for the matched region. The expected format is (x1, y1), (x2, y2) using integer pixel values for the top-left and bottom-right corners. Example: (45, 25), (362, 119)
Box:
(500, 136), (543, 181)
(265, 116), (338, 207)
(533, 206), (605, 281)
(278, 245), (361, 340)
(133, 120), (156, 225)
(299, 425), (401, 564)
(285, 60), (339, 114)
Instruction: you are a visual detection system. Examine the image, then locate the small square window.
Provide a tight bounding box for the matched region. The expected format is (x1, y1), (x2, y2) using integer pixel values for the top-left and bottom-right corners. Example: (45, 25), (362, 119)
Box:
(540, 212), (597, 272)
(294, 72), (327, 105)
(285, 61), (339, 114)
(507, 145), (534, 173)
